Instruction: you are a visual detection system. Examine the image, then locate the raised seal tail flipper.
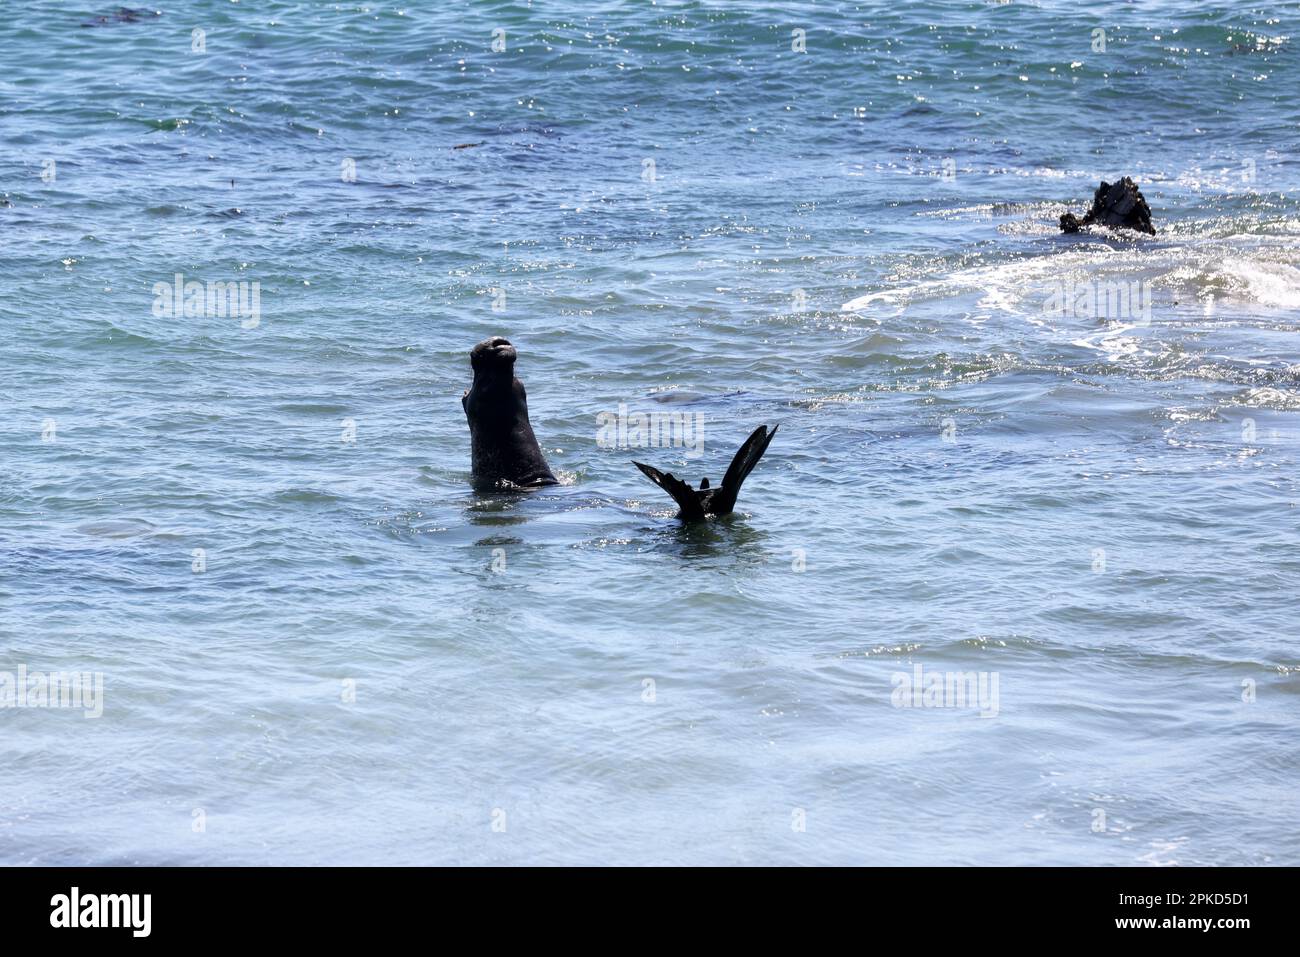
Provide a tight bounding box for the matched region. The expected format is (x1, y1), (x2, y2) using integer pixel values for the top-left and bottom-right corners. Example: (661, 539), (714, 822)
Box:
(711, 423), (779, 516)
(633, 461), (706, 521)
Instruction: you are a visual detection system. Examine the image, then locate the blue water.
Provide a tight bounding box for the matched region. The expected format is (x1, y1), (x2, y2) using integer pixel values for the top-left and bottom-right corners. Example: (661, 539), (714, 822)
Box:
(1, 1), (1297, 865)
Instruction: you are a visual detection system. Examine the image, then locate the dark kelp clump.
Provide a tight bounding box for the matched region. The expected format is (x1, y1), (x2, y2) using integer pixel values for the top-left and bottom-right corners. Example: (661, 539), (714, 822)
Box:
(1059, 177), (1156, 235)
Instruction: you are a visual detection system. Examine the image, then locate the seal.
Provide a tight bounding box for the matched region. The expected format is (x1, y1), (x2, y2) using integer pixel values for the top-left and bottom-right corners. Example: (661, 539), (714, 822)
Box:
(1059, 177), (1156, 235)
(80, 7), (160, 27)
(462, 336), (558, 488)
(634, 424), (778, 520)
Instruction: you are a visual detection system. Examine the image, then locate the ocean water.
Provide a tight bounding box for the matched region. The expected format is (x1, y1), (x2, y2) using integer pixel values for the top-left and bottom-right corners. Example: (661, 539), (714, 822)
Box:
(1, 0), (1297, 866)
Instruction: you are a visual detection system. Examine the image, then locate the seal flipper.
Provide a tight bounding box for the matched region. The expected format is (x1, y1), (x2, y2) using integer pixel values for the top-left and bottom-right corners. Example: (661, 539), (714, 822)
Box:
(633, 461), (707, 521)
(708, 424), (779, 516)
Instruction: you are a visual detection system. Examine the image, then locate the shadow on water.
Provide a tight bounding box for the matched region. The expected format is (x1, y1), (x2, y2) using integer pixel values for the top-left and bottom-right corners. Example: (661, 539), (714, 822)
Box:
(463, 482), (581, 529)
(464, 487), (538, 527)
(645, 515), (770, 563)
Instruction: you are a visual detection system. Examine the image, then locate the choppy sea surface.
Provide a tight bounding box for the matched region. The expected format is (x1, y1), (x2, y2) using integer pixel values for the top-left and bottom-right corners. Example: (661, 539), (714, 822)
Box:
(1, 1), (1297, 865)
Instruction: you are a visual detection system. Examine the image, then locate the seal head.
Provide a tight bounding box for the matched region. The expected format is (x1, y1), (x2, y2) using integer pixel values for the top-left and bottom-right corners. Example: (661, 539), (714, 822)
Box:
(463, 337), (558, 488)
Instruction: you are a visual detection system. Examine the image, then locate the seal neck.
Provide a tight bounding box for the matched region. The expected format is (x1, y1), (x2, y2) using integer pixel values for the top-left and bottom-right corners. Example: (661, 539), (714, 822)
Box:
(474, 367), (516, 392)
